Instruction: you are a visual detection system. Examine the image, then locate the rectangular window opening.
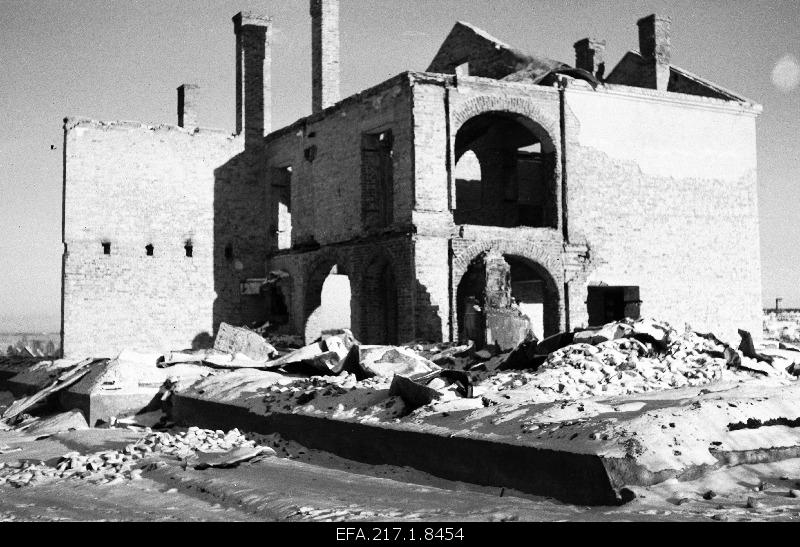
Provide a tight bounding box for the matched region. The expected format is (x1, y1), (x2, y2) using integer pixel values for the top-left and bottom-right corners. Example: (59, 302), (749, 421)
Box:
(361, 129), (394, 230)
(272, 166), (293, 251)
(587, 286), (641, 326)
(102, 242), (111, 255)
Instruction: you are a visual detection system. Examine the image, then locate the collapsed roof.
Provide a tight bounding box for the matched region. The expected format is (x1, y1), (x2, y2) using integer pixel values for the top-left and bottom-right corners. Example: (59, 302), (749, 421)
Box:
(426, 21), (569, 81)
(426, 19), (752, 103)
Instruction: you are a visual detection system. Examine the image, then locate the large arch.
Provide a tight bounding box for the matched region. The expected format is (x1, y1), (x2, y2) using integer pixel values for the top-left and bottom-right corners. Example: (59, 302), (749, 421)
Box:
(451, 95), (561, 141)
(451, 239), (564, 339)
(450, 96), (561, 230)
(303, 252), (354, 343)
(453, 109), (558, 228)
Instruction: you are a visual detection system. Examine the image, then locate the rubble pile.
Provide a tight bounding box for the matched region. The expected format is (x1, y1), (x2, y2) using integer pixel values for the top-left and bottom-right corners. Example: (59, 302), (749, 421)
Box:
(534, 330), (726, 395)
(764, 311), (800, 343)
(0, 427), (269, 488)
(173, 318), (799, 424)
(138, 427), (259, 458)
(474, 321), (788, 406)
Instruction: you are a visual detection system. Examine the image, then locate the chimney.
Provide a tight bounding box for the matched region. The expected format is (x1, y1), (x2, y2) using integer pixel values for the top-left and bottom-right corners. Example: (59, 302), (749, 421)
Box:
(233, 11), (272, 144)
(573, 38), (606, 80)
(310, 0), (340, 113)
(637, 14), (671, 91)
(177, 84), (199, 128)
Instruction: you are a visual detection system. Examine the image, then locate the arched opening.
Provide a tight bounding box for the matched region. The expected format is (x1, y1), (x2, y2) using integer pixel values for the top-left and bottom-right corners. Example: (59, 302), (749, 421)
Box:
(454, 111), (557, 228)
(362, 257), (399, 344)
(456, 252), (559, 346)
(304, 263), (352, 344)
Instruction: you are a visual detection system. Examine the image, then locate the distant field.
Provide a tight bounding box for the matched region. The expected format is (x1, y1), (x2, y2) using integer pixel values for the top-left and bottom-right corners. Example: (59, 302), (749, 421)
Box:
(0, 332), (60, 356)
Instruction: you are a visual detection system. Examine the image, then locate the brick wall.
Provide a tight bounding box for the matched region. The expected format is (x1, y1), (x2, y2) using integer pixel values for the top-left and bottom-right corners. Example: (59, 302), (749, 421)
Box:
(61, 119), (269, 357)
(310, 0), (340, 113)
(269, 236), (415, 343)
(407, 75), (761, 344)
(264, 75), (414, 249)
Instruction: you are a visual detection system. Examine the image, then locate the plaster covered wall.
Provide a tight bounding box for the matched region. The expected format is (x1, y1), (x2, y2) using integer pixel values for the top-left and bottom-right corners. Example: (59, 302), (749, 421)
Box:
(564, 85), (762, 342)
(61, 119), (268, 357)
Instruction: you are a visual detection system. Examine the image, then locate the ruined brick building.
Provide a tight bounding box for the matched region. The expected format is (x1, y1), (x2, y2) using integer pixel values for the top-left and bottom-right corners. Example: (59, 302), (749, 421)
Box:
(61, 2), (763, 357)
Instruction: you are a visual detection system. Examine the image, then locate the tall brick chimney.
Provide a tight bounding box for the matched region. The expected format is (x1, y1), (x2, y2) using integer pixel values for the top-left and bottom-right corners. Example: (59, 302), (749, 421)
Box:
(573, 38), (606, 80)
(233, 11), (272, 144)
(636, 14), (671, 91)
(310, 0), (340, 113)
(177, 84), (199, 128)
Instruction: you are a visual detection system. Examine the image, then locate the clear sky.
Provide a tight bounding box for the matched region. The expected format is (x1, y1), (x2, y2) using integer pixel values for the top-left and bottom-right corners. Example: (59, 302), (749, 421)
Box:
(0, 0), (798, 332)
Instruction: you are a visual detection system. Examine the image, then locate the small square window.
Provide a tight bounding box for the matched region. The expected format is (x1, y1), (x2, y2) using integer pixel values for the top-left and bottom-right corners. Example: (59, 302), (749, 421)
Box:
(102, 242), (111, 255)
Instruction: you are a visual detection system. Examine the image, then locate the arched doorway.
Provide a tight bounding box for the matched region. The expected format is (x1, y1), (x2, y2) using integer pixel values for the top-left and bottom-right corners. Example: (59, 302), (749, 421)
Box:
(361, 256), (399, 344)
(453, 111), (557, 228)
(304, 261), (353, 344)
(456, 252), (560, 344)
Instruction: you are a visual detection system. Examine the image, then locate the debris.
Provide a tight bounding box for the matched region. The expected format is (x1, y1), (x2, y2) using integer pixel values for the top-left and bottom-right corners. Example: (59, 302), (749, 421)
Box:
(484, 309), (533, 351)
(25, 410), (89, 435)
(710, 513), (727, 521)
(738, 330), (774, 364)
(498, 332), (541, 371)
(746, 496), (764, 509)
(779, 342), (800, 353)
(429, 341), (474, 364)
(194, 445), (275, 469)
(702, 490), (717, 500)
(213, 322), (277, 361)
(389, 375), (443, 412)
(281, 351), (344, 376)
(0, 426), (274, 489)
(343, 345), (439, 380)
(535, 331), (576, 356)
(115, 409), (165, 429)
(1, 357), (102, 421)
(438, 370), (474, 398)
(264, 340), (327, 369)
(789, 489), (800, 498)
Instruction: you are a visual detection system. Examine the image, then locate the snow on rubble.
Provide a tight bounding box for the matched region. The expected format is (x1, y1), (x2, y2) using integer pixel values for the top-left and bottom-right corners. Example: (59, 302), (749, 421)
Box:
(3, 317), (799, 488)
(0, 426), (275, 488)
(178, 318), (798, 427)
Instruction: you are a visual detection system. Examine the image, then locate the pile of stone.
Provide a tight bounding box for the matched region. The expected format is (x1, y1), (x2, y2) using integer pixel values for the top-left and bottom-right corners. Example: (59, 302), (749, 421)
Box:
(475, 319), (784, 405)
(139, 427), (258, 458)
(232, 319), (760, 416)
(509, 335), (723, 402)
(0, 427), (266, 488)
(0, 450), (143, 488)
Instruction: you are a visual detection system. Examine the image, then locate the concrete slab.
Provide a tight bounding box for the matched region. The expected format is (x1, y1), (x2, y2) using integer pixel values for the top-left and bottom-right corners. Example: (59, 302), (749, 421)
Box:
(171, 372), (800, 506)
(171, 393), (625, 505)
